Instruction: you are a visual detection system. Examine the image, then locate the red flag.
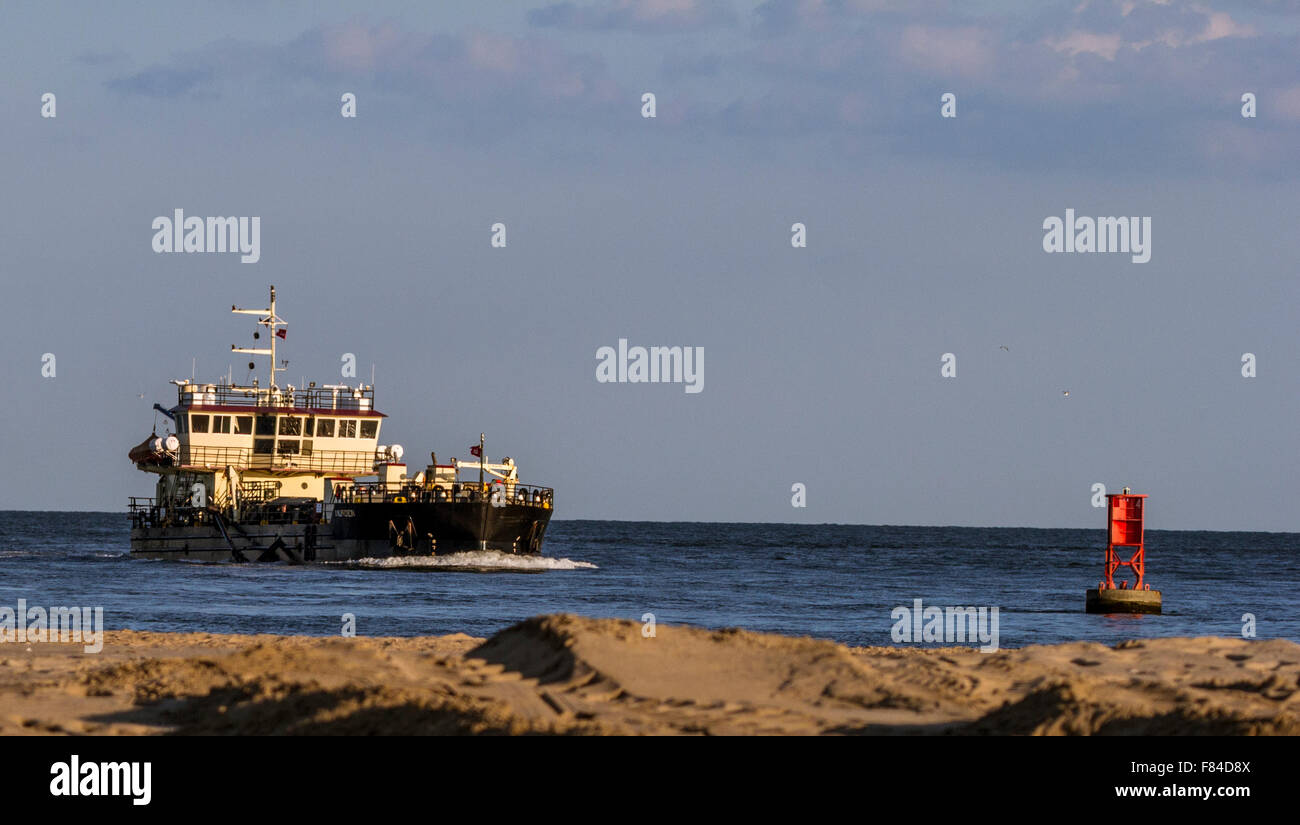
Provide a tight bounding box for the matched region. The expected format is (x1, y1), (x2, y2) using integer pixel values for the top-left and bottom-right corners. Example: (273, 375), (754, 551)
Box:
(470, 445), (482, 457)
(275, 329), (287, 339)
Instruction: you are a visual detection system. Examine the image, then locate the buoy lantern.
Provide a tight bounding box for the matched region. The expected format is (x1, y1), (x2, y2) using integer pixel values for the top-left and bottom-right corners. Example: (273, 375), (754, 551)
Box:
(1085, 492), (1162, 615)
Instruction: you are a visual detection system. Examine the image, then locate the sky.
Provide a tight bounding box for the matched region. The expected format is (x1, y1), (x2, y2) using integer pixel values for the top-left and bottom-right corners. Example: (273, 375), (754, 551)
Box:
(0, 0), (1296, 530)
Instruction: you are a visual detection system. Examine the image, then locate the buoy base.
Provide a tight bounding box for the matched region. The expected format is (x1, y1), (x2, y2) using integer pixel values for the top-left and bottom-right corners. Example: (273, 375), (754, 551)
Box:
(1086, 588), (1162, 615)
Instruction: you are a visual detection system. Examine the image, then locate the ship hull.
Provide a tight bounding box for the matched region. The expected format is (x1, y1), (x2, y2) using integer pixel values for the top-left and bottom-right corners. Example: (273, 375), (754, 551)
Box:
(129, 501), (551, 562)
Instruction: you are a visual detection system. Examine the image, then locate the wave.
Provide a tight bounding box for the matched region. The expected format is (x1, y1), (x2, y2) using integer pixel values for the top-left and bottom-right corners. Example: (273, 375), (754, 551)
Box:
(327, 551), (598, 572)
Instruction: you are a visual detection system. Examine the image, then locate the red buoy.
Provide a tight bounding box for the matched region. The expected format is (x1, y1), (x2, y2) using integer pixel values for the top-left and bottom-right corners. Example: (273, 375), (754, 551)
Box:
(1085, 491), (1162, 614)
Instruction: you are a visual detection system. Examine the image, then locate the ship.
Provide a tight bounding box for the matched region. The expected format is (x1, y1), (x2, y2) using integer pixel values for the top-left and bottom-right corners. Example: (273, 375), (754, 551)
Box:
(127, 286), (553, 562)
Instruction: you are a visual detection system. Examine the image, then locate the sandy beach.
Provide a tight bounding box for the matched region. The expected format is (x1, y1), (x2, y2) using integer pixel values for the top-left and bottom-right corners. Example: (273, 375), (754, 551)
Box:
(1, 615), (1297, 735)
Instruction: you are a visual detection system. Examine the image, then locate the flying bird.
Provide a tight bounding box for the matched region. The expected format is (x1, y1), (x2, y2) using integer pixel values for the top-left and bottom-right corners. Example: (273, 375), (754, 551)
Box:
(999, 345), (1009, 352)
(1062, 390), (1070, 397)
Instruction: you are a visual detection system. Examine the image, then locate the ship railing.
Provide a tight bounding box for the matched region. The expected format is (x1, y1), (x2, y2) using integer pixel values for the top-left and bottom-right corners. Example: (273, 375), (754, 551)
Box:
(235, 500), (323, 525)
(238, 480), (282, 504)
(128, 495), (323, 528)
(128, 497), (156, 518)
(175, 383), (375, 411)
(335, 480), (554, 509)
(178, 445), (381, 474)
(127, 496), (218, 529)
(129, 496), (190, 516)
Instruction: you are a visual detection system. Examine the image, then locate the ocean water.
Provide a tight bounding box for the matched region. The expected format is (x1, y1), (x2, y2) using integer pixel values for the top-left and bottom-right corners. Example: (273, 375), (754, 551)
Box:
(1, 511), (1296, 648)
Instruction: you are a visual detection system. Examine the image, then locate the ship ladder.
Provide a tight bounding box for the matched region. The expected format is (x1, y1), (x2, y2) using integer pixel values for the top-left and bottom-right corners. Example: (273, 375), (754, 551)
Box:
(388, 518), (416, 556)
(209, 509), (247, 563)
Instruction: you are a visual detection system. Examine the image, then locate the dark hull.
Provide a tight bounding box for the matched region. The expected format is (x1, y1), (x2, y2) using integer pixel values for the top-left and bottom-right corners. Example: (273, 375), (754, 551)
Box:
(129, 500), (551, 562)
(331, 500), (551, 555)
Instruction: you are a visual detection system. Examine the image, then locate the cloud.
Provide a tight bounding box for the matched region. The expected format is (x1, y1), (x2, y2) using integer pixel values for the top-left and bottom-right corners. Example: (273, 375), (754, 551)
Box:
(1045, 1), (1257, 60)
(1195, 10), (1256, 42)
(527, 0), (736, 32)
(897, 25), (997, 77)
(1274, 84), (1300, 120)
(106, 67), (213, 98)
(668, 0), (1300, 175)
(316, 20), (414, 72)
(102, 20), (623, 128)
(73, 50), (129, 67)
(92, 5), (1300, 176)
(753, 0), (945, 36)
(661, 50), (722, 79)
(289, 22), (624, 110)
(1048, 29), (1124, 60)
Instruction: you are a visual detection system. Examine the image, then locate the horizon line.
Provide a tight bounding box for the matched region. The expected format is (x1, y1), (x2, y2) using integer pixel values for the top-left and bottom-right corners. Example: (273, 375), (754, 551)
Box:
(0, 509), (1294, 536)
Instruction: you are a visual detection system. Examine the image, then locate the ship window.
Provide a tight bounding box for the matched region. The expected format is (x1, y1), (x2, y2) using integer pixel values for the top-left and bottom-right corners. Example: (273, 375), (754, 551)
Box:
(190, 414), (210, 433)
(278, 416), (302, 436)
(234, 416), (253, 435)
(277, 440), (300, 455)
(302, 440), (313, 456)
(177, 415), (187, 434)
(360, 421), (378, 439)
(339, 420), (357, 438)
(255, 415), (277, 436)
(304, 417), (315, 437)
(253, 438), (275, 455)
(315, 419), (335, 437)
(212, 415), (232, 434)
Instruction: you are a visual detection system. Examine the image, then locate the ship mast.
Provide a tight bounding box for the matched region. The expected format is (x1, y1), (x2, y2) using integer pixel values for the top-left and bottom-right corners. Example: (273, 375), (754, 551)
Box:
(231, 285), (287, 396)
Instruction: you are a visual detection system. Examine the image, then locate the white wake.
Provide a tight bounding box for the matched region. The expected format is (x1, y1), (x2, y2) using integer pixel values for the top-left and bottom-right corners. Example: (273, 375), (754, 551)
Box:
(330, 551), (598, 571)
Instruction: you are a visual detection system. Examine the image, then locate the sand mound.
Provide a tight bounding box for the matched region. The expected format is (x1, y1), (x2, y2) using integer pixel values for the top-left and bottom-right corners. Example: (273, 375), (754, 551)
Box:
(2, 616), (1297, 735)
